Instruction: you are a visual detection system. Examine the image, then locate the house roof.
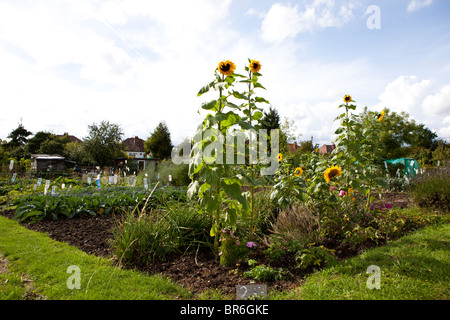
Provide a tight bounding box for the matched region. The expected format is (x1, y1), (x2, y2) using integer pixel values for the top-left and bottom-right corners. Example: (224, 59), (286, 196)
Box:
(122, 136), (145, 152)
(57, 133), (82, 144)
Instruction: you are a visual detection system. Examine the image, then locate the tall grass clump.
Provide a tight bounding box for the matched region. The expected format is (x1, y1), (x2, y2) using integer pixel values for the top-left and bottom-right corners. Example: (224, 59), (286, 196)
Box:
(110, 203), (214, 267)
(410, 175), (449, 212)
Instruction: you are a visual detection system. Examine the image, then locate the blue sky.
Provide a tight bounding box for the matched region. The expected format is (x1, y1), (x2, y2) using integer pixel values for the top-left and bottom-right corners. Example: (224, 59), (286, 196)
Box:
(1, 0), (449, 147)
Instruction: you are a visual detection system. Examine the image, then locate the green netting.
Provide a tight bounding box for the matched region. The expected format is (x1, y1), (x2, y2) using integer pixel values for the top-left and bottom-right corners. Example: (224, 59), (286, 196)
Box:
(385, 158), (421, 177)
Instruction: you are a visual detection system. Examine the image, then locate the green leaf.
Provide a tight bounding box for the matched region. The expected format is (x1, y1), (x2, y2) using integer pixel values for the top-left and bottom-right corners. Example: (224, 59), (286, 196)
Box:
(210, 225), (218, 237)
(225, 76), (235, 85)
(201, 100), (219, 111)
(252, 111), (264, 120)
(187, 181), (200, 199)
(255, 96), (269, 104)
(232, 91), (248, 100)
(237, 121), (254, 130)
(221, 179), (248, 210)
(254, 82), (266, 90)
(197, 80), (215, 96)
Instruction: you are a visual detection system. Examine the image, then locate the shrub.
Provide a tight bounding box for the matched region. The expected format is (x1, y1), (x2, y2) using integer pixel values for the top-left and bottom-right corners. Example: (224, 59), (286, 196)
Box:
(218, 229), (249, 267)
(409, 176), (449, 212)
(294, 244), (336, 269)
(243, 259), (286, 282)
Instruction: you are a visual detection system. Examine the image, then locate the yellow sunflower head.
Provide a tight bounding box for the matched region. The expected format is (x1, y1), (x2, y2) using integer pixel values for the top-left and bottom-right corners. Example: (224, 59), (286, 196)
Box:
(324, 165), (343, 183)
(249, 60), (261, 73)
(377, 110), (385, 122)
(277, 153), (283, 162)
(343, 95), (352, 103)
(218, 60), (236, 76)
(294, 167), (304, 177)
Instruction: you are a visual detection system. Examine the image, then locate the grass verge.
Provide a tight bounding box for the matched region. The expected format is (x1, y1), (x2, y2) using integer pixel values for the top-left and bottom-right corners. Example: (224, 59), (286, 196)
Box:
(271, 222), (449, 300)
(0, 215), (191, 300)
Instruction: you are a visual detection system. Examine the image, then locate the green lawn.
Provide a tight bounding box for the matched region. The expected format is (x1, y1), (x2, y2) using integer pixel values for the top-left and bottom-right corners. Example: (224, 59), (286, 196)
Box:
(272, 222), (450, 300)
(1, 214), (449, 300)
(0, 215), (191, 300)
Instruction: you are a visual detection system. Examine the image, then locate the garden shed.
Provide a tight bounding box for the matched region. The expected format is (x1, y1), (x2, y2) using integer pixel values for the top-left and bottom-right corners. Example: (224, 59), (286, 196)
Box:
(385, 158), (421, 177)
(30, 154), (67, 172)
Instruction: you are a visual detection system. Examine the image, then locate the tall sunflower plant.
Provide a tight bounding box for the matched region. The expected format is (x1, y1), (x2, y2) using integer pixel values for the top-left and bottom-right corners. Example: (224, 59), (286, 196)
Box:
(188, 59), (270, 257)
(330, 95), (386, 210)
(283, 95), (387, 221)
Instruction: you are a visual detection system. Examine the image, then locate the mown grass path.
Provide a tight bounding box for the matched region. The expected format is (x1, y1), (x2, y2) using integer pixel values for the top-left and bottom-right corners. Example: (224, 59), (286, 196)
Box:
(273, 222), (450, 300)
(0, 215), (191, 300)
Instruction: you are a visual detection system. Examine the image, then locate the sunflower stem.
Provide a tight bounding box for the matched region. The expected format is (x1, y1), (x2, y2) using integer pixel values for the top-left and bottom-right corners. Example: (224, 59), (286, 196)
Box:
(214, 76), (225, 254)
(248, 69), (255, 240)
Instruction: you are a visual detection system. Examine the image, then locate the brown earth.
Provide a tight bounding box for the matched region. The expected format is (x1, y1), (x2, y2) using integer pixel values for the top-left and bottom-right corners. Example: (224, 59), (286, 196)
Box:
(0, 192), (411, 297)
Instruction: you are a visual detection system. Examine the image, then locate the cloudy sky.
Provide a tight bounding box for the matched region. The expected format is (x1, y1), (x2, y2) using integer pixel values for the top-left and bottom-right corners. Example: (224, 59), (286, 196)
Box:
(1, 0), (449, 147)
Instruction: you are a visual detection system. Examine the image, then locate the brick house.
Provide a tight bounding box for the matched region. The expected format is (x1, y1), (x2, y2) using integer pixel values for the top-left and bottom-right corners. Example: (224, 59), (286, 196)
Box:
(318, 143), (336, 155)
(116, 136), (157, 172)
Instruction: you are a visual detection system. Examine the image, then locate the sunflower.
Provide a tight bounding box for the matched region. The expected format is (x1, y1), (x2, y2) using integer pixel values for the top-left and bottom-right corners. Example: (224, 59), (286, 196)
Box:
(218, 60), (236, 76)
(324, 165), (343, 183)
(294, 167), (304, 177)
(277, 153), (283, 162)
(377, 110), (385, 122)
(249, 60), (261, 73)
(343, 95), (352, 103)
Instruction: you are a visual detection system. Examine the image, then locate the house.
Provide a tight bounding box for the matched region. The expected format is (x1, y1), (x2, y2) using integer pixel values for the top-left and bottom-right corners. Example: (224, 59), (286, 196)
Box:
(116, 136), (158, 172)
(288, 142), (300, 153)
(56, 133), (82, 144)
(30, 154), (68, 172)
(318, 143), (336, 155)
(122, 136), (146, 159)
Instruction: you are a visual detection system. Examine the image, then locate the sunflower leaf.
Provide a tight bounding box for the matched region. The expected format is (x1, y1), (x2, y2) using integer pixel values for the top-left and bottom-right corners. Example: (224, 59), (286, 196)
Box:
(254, 82), (266, 90)
(201, 100), (219, 111)
(255, 96), (269, 104)
(197, 80), (215, 96)
(233, 91), (249, 100)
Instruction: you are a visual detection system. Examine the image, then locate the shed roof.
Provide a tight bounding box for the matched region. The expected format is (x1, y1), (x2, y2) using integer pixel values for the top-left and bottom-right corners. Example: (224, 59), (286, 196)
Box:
(31, 154), (65, 160)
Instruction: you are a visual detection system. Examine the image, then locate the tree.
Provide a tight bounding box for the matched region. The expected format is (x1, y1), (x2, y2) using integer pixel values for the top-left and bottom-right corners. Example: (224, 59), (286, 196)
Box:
(145, 121), (173, 160)
(27, 131), (54, 154)
(260, 106), (280, 131)
(360, 107), (438, 161)
(39, 135), (70, 155)
(64, 141), (90, 165)
(83, 121), (125, 167)
(4, 123), (32, 150)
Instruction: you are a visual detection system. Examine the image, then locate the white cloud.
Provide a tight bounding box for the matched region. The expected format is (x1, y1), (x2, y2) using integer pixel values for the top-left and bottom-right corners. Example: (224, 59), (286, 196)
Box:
(422, 85), (450, 116)
(407, 0), (433, 12)
(260, 0), (356, 44)
(375, 76), (450, 141)
(378, 76), (433, 114)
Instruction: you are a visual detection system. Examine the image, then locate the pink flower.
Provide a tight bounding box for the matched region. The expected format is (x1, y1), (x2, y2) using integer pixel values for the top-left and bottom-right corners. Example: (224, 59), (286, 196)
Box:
(339, 190), (346, 197)
(385, 203), (392, 209)
(218, 251), (222, 256)
(246, 241), (256, 248)
(330, 186), (337, 191)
